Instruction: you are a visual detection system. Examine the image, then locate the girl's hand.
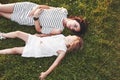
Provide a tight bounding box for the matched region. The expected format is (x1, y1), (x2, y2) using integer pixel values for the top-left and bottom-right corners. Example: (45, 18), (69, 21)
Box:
(39, 72), (47, 80)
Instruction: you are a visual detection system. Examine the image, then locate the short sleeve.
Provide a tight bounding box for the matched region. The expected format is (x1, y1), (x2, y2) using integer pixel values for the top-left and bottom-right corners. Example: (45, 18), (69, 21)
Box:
(41, 27), (64, 34)
(54, 35), (67, 53)
(54, 7), (68, 15)
(57, 45), (67, 53)
(57, 27), (64, 32)
(41, 27), (53, 34)
(61, 7), (68, 15)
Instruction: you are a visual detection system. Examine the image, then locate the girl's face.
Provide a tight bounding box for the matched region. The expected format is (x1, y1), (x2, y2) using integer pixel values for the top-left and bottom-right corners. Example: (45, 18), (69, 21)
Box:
(66, 20), (80, 32)
(66, 35), (80, 51)
(66, 35), (79, 43)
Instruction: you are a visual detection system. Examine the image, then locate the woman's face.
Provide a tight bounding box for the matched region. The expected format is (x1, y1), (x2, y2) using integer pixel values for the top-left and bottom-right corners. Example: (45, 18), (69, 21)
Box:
(66, 20), (80, 32)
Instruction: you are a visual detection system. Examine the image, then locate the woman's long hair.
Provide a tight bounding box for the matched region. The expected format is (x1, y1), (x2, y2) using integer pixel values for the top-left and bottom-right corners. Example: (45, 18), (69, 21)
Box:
(69, 16), (88, 36)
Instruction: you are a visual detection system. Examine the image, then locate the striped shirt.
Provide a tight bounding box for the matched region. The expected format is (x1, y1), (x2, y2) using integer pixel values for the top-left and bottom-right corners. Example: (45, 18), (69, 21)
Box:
(11, 2), (68, 34)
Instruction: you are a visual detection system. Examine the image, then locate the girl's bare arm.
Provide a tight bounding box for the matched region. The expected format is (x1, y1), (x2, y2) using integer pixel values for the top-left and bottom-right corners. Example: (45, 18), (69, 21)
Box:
(39, 50), (66, 80)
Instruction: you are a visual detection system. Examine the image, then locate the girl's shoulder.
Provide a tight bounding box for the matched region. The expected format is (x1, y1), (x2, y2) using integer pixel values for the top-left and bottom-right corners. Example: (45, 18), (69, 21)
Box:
(50, 34), (65, 38)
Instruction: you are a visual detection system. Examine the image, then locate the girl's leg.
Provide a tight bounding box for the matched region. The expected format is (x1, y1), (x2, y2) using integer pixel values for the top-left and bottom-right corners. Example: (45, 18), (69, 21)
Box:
(2, 31), (29, 42)
(0, 47), (24, 54)
(0, 3), (15, 13)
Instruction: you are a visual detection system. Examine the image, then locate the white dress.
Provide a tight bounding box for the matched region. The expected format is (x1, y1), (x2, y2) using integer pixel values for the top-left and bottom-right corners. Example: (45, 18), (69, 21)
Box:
(22, 34), (67, 58)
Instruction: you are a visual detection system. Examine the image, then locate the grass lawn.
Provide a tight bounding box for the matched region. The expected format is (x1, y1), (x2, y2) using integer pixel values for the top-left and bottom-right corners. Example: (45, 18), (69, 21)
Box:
(0, 0), (120, 80)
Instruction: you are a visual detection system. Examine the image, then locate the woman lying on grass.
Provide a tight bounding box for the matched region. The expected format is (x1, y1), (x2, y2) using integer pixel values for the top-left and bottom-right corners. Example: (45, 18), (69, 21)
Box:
(0, 31), (83, 80)
(0, 2), (88, 36)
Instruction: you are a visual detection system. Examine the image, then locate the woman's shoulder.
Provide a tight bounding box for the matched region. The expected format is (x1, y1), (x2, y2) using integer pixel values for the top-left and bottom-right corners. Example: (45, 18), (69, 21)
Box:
(51, 7), (68, 14)
(58, 7), (68, 12)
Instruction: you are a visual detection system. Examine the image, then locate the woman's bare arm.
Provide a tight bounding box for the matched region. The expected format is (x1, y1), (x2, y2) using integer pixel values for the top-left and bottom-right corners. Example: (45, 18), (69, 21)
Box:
(29, 4), (55, 16)
(33, 8), (44, 32)
(37, 5), (55, 9)
(39, 50), (66, 80)
(35, 28), (62, 37)
(34, 20), (41, 32)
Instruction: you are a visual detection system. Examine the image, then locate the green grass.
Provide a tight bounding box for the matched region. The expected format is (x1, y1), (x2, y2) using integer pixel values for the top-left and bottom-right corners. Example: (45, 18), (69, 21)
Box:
(0, 0), (120, 80)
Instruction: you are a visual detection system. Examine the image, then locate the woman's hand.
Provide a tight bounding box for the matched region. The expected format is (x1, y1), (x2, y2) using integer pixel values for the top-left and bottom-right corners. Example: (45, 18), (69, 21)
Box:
(33, 8), (43, 17)
(29, 6), (43, 17)
(39, 72), (48, 80)
(29, 6), (39, 16)
(29, 9), (35, 16)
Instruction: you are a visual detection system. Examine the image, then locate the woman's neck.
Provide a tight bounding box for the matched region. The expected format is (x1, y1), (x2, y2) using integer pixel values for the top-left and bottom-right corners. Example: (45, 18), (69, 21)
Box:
(62, 18), (68, 27)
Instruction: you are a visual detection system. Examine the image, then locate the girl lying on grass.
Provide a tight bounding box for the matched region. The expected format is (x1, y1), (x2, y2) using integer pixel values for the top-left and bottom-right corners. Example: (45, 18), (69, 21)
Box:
(0, 31), (83, 80)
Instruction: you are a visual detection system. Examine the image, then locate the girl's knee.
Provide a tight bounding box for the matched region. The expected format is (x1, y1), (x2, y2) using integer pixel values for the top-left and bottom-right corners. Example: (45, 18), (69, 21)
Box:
(15, 31), (23, 36)
(15, 31), (22, 33)
(12, 47), (23, 54)
(11, 47), (20, 54)
(0, 4), (3, 10)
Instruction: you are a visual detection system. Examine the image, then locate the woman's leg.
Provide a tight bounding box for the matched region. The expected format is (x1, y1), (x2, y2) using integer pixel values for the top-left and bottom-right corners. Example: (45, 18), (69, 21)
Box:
(2, 31), (29, 42)
(0, 3), (15, 13)
(0, 47), (24, 54)
(0, 3), (15, 19)
(0, 12), (11, 19)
